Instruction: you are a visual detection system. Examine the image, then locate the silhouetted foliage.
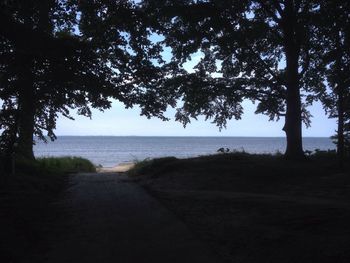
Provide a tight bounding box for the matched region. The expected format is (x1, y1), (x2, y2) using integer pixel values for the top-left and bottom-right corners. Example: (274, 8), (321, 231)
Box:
(316, 0), (350, 166)
(140, 0), (325, 159)
(0, 0), (170, 161)
(1, 0), (348, 164)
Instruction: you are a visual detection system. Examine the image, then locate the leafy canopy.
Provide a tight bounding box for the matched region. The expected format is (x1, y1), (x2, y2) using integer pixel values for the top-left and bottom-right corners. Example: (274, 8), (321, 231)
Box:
(140, 0), (324, 129)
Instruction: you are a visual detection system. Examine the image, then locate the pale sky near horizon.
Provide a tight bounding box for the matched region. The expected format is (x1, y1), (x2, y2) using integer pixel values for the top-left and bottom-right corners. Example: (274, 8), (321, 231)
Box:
(55, 99), (336, 137)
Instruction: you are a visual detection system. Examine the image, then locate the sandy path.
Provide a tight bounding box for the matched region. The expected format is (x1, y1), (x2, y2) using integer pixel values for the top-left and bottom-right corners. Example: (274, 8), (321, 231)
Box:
(45, 173), (220, 263)
(96, 163), (135, 173)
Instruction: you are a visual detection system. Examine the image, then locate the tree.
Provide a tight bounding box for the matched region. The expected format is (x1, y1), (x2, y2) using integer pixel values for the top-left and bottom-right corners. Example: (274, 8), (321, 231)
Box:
(141, 0), (323, 159)
(0, 0), (104, 160)
(0, 0), (169, 162)
(316, 0), (350, 167)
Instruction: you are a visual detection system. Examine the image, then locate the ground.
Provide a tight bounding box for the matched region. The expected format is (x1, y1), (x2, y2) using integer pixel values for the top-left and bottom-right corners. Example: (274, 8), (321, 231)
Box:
(1, 153), (350, 263)
(45, 172), (221, 263)
(1, 171), (221, 263)
(130, 153), (350, 263)
(0, 171), (66, 263)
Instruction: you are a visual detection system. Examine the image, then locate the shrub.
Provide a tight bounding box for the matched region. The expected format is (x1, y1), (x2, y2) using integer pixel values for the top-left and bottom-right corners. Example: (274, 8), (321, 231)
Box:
(128, 157), (178, 177)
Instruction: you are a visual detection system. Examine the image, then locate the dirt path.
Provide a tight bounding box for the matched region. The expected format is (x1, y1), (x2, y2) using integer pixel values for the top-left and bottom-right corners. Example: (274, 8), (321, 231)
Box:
(45, 173), (221, 263)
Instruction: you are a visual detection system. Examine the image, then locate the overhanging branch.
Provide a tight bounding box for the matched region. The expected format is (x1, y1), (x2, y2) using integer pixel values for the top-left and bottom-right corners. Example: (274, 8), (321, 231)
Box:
(0, 10), (86, 57)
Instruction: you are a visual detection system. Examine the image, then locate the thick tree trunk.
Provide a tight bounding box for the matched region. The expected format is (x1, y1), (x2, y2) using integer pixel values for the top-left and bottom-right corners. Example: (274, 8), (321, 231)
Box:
(17, 91), (35, 161)
(282, 3), (305, 160)
(16, 55), (35, 161)
(283, 57), (304, 160)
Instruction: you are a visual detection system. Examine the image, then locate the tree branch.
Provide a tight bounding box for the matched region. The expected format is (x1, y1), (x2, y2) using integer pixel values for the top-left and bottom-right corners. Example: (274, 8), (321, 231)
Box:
(299, 48), (310, 77)
(271, 0), (284, 18)
(246, 44), (285, 86)
(0, 10), (85, 57)
(257, 0), (281, 24)
(295, 0), (303, 13)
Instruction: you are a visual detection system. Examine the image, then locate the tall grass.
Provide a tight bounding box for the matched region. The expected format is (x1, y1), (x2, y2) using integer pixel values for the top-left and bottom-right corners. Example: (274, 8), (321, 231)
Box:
(37, 156), (96, 173)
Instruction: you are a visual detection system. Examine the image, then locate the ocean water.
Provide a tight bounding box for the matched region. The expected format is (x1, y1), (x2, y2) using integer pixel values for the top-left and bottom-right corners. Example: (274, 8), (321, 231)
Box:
(33, 136), (335, 167)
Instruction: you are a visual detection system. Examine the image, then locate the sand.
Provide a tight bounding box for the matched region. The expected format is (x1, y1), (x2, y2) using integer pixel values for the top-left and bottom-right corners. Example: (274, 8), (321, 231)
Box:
(96, 162), (135, 173)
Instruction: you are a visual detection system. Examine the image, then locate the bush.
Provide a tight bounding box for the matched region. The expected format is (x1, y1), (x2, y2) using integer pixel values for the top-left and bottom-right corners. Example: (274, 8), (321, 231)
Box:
(128, 157), (178, 177)
(311, 149), (337, 159)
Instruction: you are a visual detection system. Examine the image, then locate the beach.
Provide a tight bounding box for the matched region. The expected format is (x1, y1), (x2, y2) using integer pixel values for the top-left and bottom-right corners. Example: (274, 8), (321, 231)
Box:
(96, 162), (135, 173)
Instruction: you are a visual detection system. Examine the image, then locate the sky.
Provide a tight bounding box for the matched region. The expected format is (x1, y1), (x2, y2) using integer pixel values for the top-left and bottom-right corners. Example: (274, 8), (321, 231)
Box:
(55, 51), (336, 138)
(55, 99), (336, 137)
(0, 8), (337, 139)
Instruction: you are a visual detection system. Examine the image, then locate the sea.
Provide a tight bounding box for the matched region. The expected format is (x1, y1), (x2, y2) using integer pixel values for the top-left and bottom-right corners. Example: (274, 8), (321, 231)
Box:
(33, 136), (335, 167)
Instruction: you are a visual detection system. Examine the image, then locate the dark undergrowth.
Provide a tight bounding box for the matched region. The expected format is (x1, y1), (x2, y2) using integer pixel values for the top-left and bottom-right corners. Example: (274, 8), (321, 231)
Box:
(0, 156), (94, 263)
(128, 151), (348, 181)
(129, 152), (350, 263)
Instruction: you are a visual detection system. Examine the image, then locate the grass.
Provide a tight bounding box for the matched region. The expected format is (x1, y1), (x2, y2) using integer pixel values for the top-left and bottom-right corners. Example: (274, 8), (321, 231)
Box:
(0, 156), (94, 263)
(37, 156), (96, 173)
(129, 152), (350, 263)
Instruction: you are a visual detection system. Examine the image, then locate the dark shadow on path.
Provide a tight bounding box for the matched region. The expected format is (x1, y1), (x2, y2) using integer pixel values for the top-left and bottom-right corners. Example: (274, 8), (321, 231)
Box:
(45, 173), (221, 263)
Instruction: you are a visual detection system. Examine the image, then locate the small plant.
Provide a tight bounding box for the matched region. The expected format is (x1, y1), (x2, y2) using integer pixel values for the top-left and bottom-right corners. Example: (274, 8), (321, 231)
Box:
(217, 147), (230, 153)
(304, 150), (312, 156)
(232, 147), (246, 154)
(127, 158), (152, 176)
(274, 150), (283, 157)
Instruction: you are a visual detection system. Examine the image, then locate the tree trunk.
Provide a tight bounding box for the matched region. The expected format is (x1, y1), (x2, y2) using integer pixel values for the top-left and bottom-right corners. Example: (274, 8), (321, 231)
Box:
(334, 25), (345, 169)
(337, 84), (345, 168)
(16, 55), (35, 161)
(282, 3), (305, 160)
(283, 58), (304, 160)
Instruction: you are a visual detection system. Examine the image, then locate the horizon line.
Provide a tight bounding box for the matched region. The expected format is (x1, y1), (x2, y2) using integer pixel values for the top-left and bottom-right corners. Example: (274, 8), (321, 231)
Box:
(50, 135), (331, 138)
